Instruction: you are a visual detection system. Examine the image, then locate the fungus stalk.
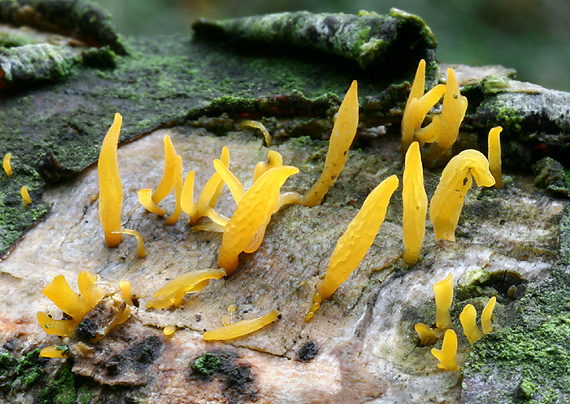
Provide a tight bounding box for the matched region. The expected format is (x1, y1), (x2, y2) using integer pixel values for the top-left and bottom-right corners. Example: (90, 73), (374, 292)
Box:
(431, 329), (459, 370)
(434, 273), (453, 330)
(98, 113), (124, 247)
(481, 296), (497, 334)
(414, 323), (438, 346)
(3, 152), (13, 176)
(402, 141), (427, 264)
(307, 175), (399, 320)
(430, 150), (496, 242)
(239, 120), (272, 147)
(112, 229), (147, 258)
(459, 304), (483, 345)
(303, 80), (358, 207)
(488, 126), (503, 188)
(21, 186), (32, 206)
(203, 309), (280, 341)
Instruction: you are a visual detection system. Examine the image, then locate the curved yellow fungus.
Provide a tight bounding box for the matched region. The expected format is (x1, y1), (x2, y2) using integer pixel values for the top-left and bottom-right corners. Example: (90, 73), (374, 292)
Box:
(402, 142), (427, 265)
(152, 135), (177, 204)
(459, 304), (483, 345)
(239, 119), (272, 147)
(488, 126), (503, 188)
(193, 147), (230, 225)
(21, 185), (32, 206)
(98, 113), (124, 247)
(213, 158), (245, 203)
(303, 80), (358, 208)
(163, 325), (176, 336)
(254, 150), (283, 182)
(146, 268), (226, 309)
(218, 166), (299, 275)
(430, 149), (496, 242)
(434, 273), (453, 330)
(3, 152), (13, 176)
(119, 278), (133, 306)
(39, 345), (68, 359)
(314, 175), (399, 306)
(137, 188), (166, 216)
(38, 271), (105, 337)
(482, 296), (497, 334)
(431, 329), (459, 371)
(166, 155), (184, 225)
(112, 229), (147, 258)
(209, 146), (230, 209)
(414, 323), (438, 346)
(203, 309), (280, 341)
(305, 292), (322, 322)
(401, 59), (446, 154)
(180, 170), (197, 219)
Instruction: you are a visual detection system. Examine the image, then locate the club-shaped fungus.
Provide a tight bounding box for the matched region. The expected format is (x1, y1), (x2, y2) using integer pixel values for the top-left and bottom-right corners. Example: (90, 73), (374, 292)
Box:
(21, 185), (31, 206)
(306, 175), (399, 320)
(203, 309), (280, 341)
(303, 80), (358, 208)
(414, 323), (438, 346)
(239, 119), (272, 146)
(459, 304), (483, 345)
(152, 135), (177, 204)
(488, 126), (503, 188)
(400, 59), (446, 155)
(434, 273), (453, 330)
(112, 229), (147, 258)
(166, 155), (184, 225)
(402, 142), (427, 264)
(217, 165), (299, 275)
(430, 150), (496, 242)
(482, 296), (497, 334)
(3, 152), (12, 176)
(40, 345), (69, 359)
(98, 113), (124, 247)
(37, 271), (105, 337)
(119, 278), (133, 306)
(431, 329), (459, 370)
(146, 268), (227, 309)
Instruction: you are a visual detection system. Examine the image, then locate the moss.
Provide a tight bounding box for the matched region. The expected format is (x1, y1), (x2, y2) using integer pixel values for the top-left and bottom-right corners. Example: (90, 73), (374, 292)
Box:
(12, 348), (44, 389)
(38, 365), (77, 404)
(192, 353), (222, 376)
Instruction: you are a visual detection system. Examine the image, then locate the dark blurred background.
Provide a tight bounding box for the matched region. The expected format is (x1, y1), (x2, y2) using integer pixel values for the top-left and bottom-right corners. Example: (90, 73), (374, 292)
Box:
(93, 0), (570, 91)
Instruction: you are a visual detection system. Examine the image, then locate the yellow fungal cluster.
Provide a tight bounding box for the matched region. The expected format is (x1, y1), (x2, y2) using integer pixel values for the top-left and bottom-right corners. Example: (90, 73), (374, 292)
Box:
(203, 309), (280, 341)
(414, 273), (497, 370)
(3, 152), (13, 176)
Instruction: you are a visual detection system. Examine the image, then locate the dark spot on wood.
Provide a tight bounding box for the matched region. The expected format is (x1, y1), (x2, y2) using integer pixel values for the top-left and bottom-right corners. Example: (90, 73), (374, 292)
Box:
(77, 318), (98, 341)
(297, 341), (318, 362)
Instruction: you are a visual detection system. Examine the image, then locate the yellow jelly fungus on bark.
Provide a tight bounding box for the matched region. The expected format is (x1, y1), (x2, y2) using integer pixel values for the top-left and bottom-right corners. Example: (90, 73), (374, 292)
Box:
(315, 175), (399, 303)
(39, 345), (68, 359)
(434, 273), (453, 330)
(488, 126), (503, 188)
(218, 166), (299, 275)
(181, 170), (197, 218)
(305, 292), (322, 322)
(112, 229), (147, 258)
(137, 188), (166, 216)
(430, 149), (496, 242)
(192, 147), (230, 225)
(163, 325), (176, 336)
(3, 152), (13, 176)
(21, 186), (32, 206)
(414, 323), (438, 346)
(119, 278), (133, 306)
(152, 135), (177, 204)
(482, 296), (497, 334)
(254, 150), (283, 182)
(239, 119), (272, 147)
(459, 304), (483, 345)
(37, 312), (77, 337)
(402, 142), (427, 265)
(166, 155), (184, 225)
(98, 113), (124, 247)
(303, 80), (358, 208)
(203, 309), (280, 341)
(431, 329), (459, 371)
(213, 159), (245, 204)
(146, 268), (227, 309)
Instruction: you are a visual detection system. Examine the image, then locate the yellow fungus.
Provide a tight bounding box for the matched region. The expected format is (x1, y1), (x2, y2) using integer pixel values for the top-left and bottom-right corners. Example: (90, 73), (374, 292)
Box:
(98, 113), (124, 247)
(193, 147), (230, 225)
(203, 309), (280, 341)
(39, 345), (68, 359)
(137, 188), (166, 216)
(146, 268), (226, 309)
(42, 274), (94, 319)
(315, 175), (399, 303)
(239, 119), (272, 146)
(163, 325), (176, 336)
(488, 126), (503, 188)
(254, 150), (283, 182)
(37, 312), (77, 337)
(414, 323), (438, 346)
(213, 158), (245, 203)
(402, 142), (427, 264)
(208, 146), (230, 209)
(112, 229), (147, 258)
(152, 135), (177, 204)
(21, 185), (32, 206)
(459, 304), (483, 345)
(434, 273), (453, 330)
(119, 278), (133, 306)
(430, 149), (496, 242)
(166, 155), (184, 225)
(305, 292), (322, 322)
(431, 329), (459, 371)
(218, 166), (299, 275)
(3, 152), (12, 176)
(303, 80), (358, 207)
(482, 296), (497, 334)
(180, 170), (197, 219)
(77, 271), (105, 309)
(401, 59), (446, 154)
